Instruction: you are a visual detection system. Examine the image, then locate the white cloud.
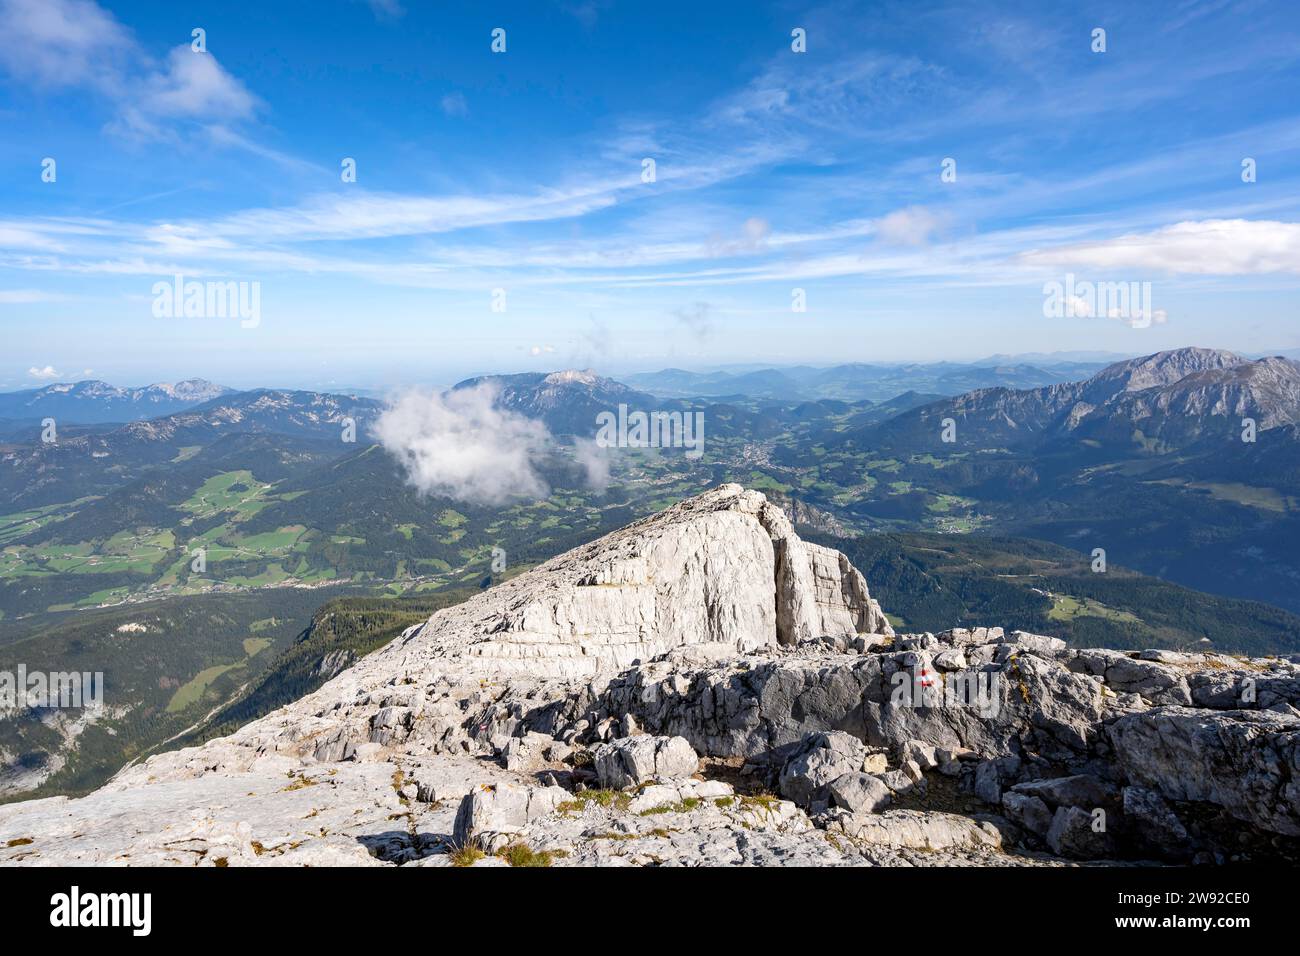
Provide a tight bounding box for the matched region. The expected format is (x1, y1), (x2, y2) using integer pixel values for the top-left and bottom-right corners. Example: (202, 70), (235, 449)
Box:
(440, 91), (468, 117)
(873, 206), (944, 246)
(573, 437), (611, 493)
(27, 365), (60, 380)
(205, 184), (624, 242)
(1065, 294), (1093, 318)
(706, 217), (771, 257)
(375, 384), (552, 506)
(0, 0), (133, 90)
(1019, 219), (1300, 276)
(111, 45), (262, 140)
(130, 46), (258, 125)
(0, 0), (259, 140)
(0, 225), (66, 251)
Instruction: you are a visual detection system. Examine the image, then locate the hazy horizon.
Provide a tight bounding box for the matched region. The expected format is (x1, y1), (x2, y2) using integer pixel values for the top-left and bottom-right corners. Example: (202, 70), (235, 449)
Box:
(4, 0), (1300, 391)
(7, 344), (1300, 395)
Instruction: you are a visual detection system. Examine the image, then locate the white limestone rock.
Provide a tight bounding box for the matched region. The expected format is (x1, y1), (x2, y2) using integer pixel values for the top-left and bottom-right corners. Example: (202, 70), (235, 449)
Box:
(453, 781), (571, 851)
(823, 809), (1003, 852)
(592, 735), (699, 790)
(827, 772), (892, 814)
(778, 731), (869, 807)
(373, 484), (890, 684)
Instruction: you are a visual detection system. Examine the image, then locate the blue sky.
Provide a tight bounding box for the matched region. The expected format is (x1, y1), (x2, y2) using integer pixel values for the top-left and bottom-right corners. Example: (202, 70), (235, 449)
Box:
(2, 0), (1299, 389)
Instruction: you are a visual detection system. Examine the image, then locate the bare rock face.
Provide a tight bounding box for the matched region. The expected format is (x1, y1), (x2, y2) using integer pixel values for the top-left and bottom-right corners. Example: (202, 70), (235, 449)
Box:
(821, 809), (1003, 852)
(378, 483), (890, 682)
(590, 641), (1106, 761)
(453, 781), (572, 852)
(758, 497), (892, 643)
(592, 735), (699, 790)
(1108, 706), (1300, 836)
(778, 731), (870, 806)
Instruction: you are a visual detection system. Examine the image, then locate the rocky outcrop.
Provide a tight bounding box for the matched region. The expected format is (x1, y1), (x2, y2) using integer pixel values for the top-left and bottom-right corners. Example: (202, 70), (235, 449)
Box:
(1108, 706), (1300, 835)
(453, 781), (572, 852)
(592, 735), (698, 790)
(1, 486), (1298, 868)
(584, 623), (1300, 863)
(588, 633), (1104, 761)
(823, 809), (1003, 852)
(381, 483), (890, 681)
(758, 498), (892, 642)
(778, 731), (874, 806)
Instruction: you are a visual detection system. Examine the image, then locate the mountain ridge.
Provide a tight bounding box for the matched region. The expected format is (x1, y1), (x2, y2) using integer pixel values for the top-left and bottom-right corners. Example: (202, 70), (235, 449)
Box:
(0, 379), (233, 425)
(623, 359), (1116, 402)
(845, 348), (1300, 453)
(452, 369), (659, 436)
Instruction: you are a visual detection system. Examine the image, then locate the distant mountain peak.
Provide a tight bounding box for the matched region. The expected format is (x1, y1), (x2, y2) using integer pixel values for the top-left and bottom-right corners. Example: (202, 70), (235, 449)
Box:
(1085, 347), (1247, 396)
(451, 369), (658, 436)
(543, 369), (600, 386)
(155, 378), (230, 400)
(849, 346), (1300, 456)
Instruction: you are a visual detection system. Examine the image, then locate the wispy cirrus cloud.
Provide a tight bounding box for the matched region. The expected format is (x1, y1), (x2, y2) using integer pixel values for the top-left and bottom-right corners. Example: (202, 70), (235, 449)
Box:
(202, 185), (628, 242)
(2, 0), (1299, 329)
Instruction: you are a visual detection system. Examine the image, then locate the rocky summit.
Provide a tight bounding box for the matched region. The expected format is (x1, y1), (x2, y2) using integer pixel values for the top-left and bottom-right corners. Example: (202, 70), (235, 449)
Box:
(1, 485), (1297, 867)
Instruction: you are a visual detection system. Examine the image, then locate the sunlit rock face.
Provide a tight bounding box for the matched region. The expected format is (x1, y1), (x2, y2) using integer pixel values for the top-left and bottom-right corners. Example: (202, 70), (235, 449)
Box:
(386, 483), (892, 681)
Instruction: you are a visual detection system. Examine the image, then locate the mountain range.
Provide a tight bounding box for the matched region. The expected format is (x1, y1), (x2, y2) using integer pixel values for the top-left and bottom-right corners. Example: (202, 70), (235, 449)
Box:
(622, 359), (1117, 403)
(0, 379), (232, 432)
(4, 346), (1300, 802)
(0, 389), (381, 510)
(843, 347), (1300, 453)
